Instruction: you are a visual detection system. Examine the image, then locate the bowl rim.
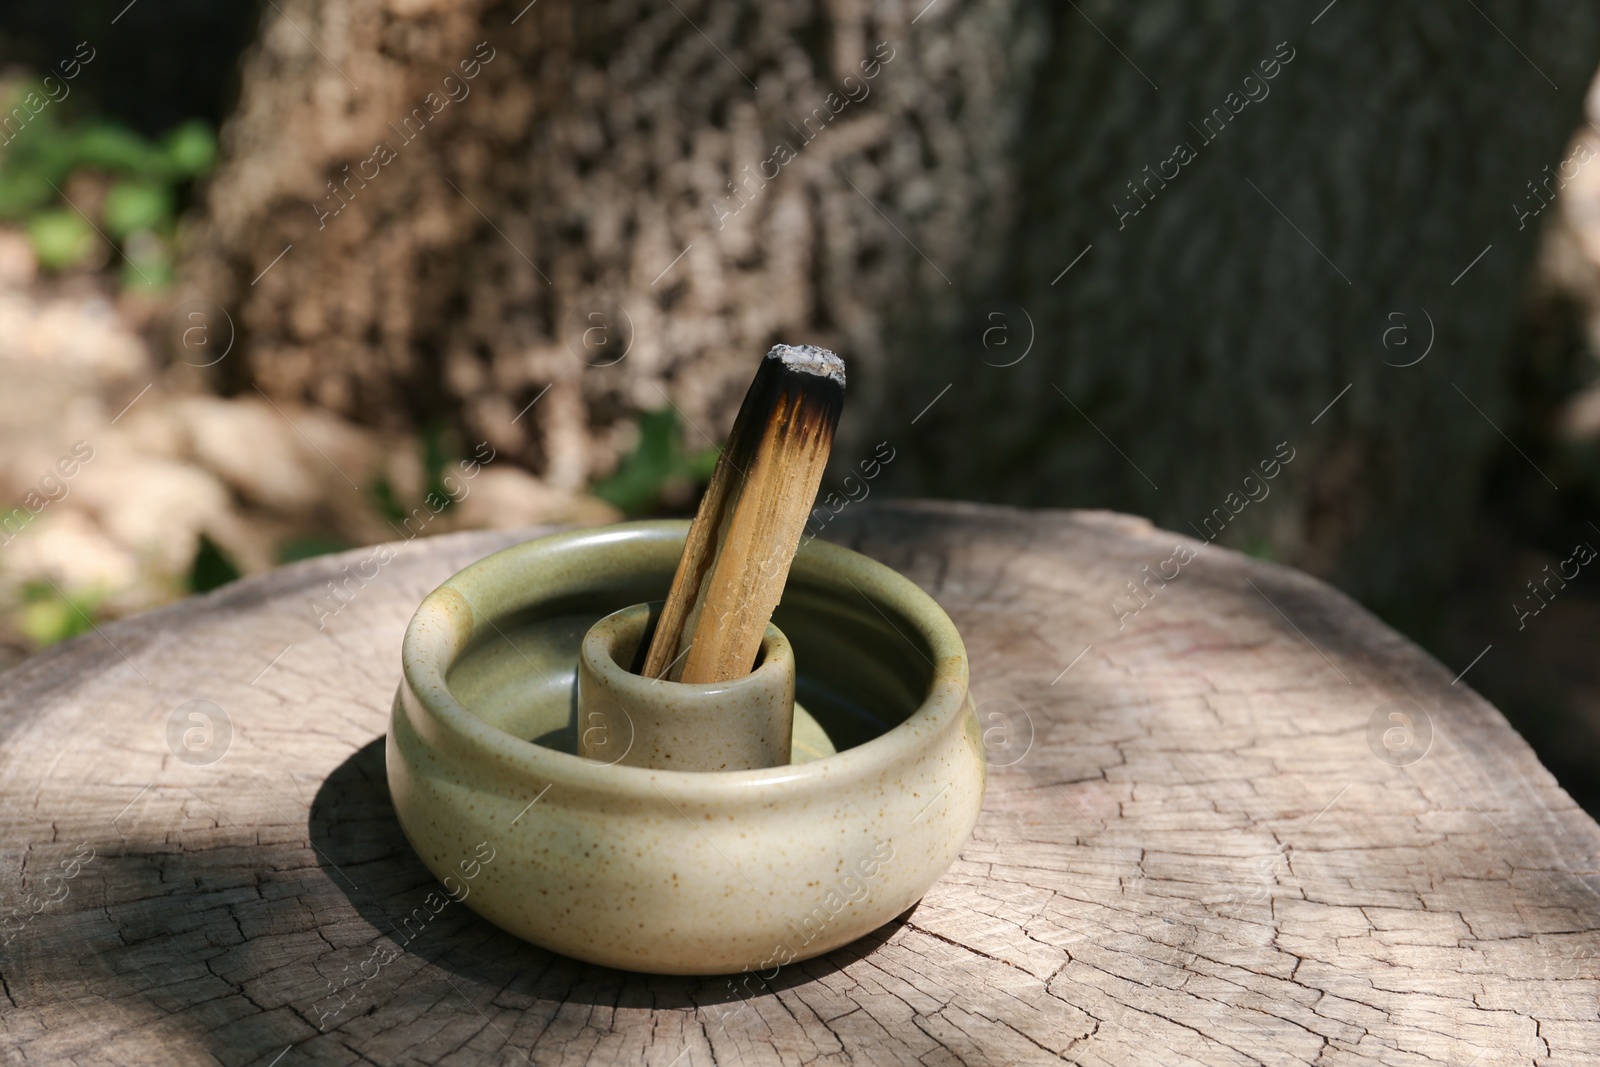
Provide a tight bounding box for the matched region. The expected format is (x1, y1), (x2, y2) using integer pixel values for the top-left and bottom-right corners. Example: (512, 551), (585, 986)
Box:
(398, 520), (970, 801)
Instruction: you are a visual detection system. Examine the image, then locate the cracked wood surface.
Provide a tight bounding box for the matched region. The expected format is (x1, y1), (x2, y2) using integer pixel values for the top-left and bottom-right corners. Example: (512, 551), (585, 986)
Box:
(1, 501), (1597, 1066)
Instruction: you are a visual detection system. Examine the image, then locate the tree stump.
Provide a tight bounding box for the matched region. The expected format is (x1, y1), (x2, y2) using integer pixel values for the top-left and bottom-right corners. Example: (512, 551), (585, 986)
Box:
(1, 502), (1595, 1065)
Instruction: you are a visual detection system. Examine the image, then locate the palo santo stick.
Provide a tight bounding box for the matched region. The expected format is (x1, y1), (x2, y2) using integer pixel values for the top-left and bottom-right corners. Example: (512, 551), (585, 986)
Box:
(642, 344), (846, 683)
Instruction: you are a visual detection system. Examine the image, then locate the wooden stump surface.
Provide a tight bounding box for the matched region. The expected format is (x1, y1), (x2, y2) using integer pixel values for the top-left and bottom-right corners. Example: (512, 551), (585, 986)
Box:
(1, 502), (1597, 1066)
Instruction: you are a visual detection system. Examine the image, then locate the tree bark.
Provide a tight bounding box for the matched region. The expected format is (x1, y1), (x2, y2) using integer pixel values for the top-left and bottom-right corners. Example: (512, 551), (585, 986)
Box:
(180, 0), (1600, 605)
(181, 0), (1038, 489)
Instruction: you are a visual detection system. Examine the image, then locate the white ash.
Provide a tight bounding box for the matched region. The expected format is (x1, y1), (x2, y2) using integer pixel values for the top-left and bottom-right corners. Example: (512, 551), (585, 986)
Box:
(767, 344), (846, 386)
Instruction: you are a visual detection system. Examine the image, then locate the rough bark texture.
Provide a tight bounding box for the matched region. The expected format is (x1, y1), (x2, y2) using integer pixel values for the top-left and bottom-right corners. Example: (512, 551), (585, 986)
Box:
(1, 502), (1597, 1065)
(181, 0), (1038, 493)
(179, 1), (1600, 607)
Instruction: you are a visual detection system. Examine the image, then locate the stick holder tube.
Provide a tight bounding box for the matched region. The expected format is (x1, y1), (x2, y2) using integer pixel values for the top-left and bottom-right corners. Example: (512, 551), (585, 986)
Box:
(576, 603), (796, 771)
(388, 520), (985, 975)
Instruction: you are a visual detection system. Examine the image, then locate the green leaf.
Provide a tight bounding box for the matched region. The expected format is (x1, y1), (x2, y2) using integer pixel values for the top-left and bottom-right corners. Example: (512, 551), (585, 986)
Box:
(161, 120), (217, 177)
(591, 408), (720, 516)
(1243, 539), (1275, 561)
(278, 534), (350, 564)
(419, 420), (458, 511)
(68, 122), (166, 176)
(26, 208), (97, 270)
(370, 476), (406, 525)
(103, 180), (173, 238)
(0, 167), (56, 219)
(685, 444), (721, 481)
(0, 86), (59, 143)
(16, 582), (101, 647)
(188, 534), (241, 593)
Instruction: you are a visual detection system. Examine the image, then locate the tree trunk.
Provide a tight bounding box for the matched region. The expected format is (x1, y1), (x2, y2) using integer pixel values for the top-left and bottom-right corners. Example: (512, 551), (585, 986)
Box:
(929, 1), (1600, 611)
(179, 0), (1600, 605)
(180, 0), (1039, 487)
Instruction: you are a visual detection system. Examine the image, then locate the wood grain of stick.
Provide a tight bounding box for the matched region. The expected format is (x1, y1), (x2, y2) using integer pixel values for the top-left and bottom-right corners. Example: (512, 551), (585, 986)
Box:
(642, 344), (845, 682)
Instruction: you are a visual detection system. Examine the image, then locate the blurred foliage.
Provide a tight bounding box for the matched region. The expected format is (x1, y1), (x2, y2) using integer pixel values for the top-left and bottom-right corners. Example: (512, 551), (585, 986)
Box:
(593, 408), (720, 516)
(278, 534), (351, 564)
(187, 533), (241, 593)
(180, 423), (467, 597)
(1242, 539), (1275, 561)
(370, 476), (408, 527)
(419, 421), (457, 511)
(371, 422), (459, 527)
(16, 580), (101, 646)
(0, 81), (215, 289)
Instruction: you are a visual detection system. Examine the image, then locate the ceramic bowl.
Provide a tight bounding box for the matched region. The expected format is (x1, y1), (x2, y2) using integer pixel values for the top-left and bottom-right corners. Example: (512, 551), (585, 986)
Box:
(387, 520), (984, 975)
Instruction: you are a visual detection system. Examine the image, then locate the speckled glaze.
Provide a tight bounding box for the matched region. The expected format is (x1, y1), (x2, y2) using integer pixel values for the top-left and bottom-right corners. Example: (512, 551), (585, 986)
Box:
(576, 603), (795, 770)
(388, 521), (984, 975)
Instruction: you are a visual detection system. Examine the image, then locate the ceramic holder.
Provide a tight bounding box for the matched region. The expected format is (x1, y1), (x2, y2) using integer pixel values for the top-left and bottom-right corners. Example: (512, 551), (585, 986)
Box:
(576, 603), (795, 771)
(387, 520), (985, 975)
